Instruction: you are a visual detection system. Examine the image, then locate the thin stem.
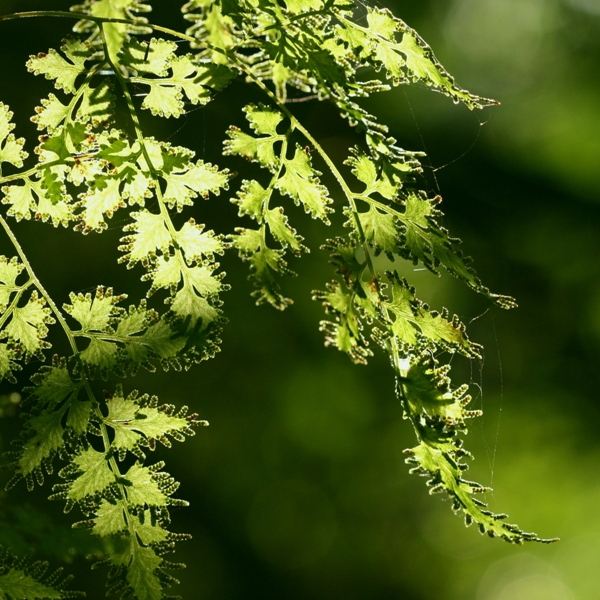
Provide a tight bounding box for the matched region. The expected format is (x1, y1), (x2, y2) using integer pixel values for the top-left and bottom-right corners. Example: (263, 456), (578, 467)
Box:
(0, 216), (138, 521)
(0, 215), (79, 355)
(99, 26), (194, 293)
(0, 281), (34, 329)
(82, 379), (138, 538)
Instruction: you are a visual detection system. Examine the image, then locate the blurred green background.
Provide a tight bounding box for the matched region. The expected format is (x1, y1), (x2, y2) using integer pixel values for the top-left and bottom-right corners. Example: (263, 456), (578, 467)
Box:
(0, 0), (599, 598)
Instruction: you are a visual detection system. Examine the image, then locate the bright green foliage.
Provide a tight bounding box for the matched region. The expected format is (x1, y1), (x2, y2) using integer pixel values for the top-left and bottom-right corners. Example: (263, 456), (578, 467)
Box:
(103, 387), (202, 460)
(122, 39), (236, 118)
(0, 546), (84, 599)
(0, 1), (556, 598)
(0, 103), (27, 173)
(0, 255), (54, 384)
(400, 355), (551, 542)
(48, 388), (204, 600)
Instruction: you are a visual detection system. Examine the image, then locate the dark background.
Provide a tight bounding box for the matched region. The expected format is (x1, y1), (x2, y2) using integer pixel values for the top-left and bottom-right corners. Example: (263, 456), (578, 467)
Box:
(0, 1), (599, 599)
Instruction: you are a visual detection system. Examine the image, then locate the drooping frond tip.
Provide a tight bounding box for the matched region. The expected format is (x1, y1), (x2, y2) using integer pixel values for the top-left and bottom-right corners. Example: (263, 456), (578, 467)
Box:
(399, 354), (558, 544)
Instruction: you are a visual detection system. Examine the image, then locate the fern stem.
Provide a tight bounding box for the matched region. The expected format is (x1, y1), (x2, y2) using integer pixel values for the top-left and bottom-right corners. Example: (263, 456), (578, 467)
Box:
(0, 215), (79, 355)
(0, 281), (34, 330)
(99, 25), (199, 298)
(82, 380), (139, 540)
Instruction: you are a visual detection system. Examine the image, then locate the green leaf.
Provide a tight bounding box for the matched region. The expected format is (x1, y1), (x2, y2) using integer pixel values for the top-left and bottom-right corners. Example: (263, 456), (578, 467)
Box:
(91, 499), (127, 537)
(1, 180), (74, 228)
(66, 399), (92, 437)
(104, 391), (194, 456)
(336, 8), (496, 109)
(0, 102), (27, 168)
(231, 227), (292, 310)
(3, 292), (54, 357)
(0, 547), (83, 599)
(313, 280), (373, 365)
(356, 205), (401, 259)
(346, 146), (420, 200)
(0, 344), (19, 384)
(67, 447), (115, 502)
(76, 176), (126, 233)
(399, 193), (517, 309)
(223, 104), (285, 170)
(175, 219), (226, 261)
(77, 79), (115, 128)
(119, 210), (172, 268)
(26, 38), (92, 94)
(123, 463), (171, 509)
(77, 0), (152, 61)
(32, 94), (70, 132)
(162, 159), (230, 211)
(276, 145), (332, 223)
(64, 287), (124, 333)
(29, 362), (80, 410)
(18, 410), (65, 480)
(125, 544), (163, 600)
(265, 207), (305, 255)
(119, 38), (177, 77)
(400, 355), (554, 543)
(169, 281), (220, 328)
(0, 256), (23, 310)
(79, 338), (119, 372)
(134, 54), (235, 118)
(233, 179), (268, 221)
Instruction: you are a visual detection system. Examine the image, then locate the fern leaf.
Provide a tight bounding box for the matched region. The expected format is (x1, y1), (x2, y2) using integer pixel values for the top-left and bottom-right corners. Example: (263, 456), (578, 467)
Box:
(76, 79), (116, 128)
(0, 546), (84, 599)
(0, 345), (20, 384)
(26, 38), (93, 95)
(71, 0), (152, 62)
(28, 359), (81, 411)
(175, 218), (227, 262)
(64, 447), (116, 504)
(385, 272), (481, 358)
(346, 146), (422, 201)
(335, 8), (496, 109)
(1, 179), (74, 228)
(119, 211), (171, 268)
(63, 289), (186, 374)
(399, 193), (517, 309)
(64, 287), (125, 334)
(276, 145), (333, 223)
(231, 226), (293, 310)
(119, 38), (177, 77)
(162, 159), (230, 212)
(0, 256), (24, 311)
(224, 103), (285, 170)
(125, 44), (235, 118)
(118, 543), (163, 600)
(400, 355), (555, 543)
(2, 291), (54, 358)
(76, 176), (126, 233)
(0, 103), (27, 170)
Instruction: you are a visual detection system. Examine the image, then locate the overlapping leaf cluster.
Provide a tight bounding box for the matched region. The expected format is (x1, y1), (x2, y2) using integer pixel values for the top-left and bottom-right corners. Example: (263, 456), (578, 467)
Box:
(0, 1), (236, 597)
(0, 1), (555, 598)
(224, 103), (331, 308)
(1, 23), (233, 368)
(186, 0), (548, 542)
(6, 355), (203, 598)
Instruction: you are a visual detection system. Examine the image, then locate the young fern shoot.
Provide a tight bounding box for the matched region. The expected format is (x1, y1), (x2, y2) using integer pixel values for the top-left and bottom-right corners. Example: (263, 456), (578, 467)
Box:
(0, 0), (557, 598)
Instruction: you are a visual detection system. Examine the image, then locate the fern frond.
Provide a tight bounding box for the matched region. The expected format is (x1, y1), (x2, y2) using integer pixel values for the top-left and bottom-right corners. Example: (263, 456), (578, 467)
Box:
(399, 355), (556, 543)
(0, 546), (84, 599)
